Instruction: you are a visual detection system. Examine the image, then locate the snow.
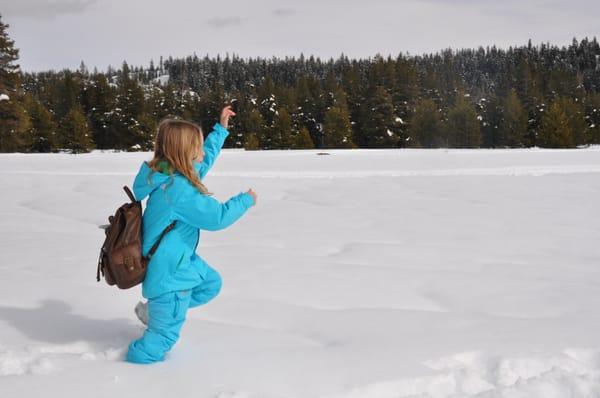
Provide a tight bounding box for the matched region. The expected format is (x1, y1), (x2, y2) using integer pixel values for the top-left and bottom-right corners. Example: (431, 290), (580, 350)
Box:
(1, 147), (600, 397)
(0, 93), (9, 101)
(152, 74), (170, 85)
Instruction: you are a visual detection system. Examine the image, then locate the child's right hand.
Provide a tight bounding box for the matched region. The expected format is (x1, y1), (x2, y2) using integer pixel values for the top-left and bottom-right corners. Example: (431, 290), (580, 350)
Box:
(220, 105), (236, 129)
(246, 188), (257, 206)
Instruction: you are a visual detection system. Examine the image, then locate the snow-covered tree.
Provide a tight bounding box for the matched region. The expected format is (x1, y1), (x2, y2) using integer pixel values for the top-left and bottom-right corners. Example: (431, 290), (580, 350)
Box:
(0, 14), (29, 152)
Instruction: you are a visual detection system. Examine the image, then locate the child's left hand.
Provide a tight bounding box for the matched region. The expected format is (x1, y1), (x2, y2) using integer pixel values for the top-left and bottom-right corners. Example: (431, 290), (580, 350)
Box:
(220, 105), (236, 129)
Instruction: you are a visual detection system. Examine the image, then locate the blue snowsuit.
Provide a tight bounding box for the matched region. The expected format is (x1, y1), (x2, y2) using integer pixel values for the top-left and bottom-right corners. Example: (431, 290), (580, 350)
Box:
(126, 122), (254, 364)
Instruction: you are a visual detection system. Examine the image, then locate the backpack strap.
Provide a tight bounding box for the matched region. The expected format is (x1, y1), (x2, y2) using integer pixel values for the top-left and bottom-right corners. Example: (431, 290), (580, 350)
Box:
(123, 184), (177, 261)
(96, 247), (104, 282)
(145, 220), (177, 260)
(123, 186), (136, 202)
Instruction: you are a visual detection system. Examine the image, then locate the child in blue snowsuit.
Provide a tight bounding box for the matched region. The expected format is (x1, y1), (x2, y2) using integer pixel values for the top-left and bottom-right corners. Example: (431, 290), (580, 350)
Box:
(126, 106), (256, 364)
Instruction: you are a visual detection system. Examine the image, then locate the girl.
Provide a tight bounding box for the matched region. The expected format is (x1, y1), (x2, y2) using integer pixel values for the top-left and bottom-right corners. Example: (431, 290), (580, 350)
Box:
(126, 106), (257, 364)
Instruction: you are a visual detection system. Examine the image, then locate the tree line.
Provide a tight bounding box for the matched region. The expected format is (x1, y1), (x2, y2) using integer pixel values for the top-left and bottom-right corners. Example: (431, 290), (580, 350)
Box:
(1, 14), (599, 153)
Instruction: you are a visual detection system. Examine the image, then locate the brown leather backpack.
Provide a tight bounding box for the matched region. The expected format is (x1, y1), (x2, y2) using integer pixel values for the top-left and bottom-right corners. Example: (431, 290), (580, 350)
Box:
(96, 186), (176, 289)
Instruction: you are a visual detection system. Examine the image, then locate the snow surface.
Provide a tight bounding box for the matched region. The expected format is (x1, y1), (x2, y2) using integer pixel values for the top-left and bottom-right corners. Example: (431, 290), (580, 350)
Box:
(152, 74), (170, 85)
(0, 93), (10, 101)
(1, 147), (600, 397)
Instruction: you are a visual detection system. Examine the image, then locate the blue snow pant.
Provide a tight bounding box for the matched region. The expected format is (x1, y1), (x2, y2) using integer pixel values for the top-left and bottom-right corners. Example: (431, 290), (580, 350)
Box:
(126, 266), (222, 364)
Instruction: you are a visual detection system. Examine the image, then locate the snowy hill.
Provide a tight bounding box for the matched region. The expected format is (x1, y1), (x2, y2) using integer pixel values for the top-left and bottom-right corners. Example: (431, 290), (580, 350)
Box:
(1, 148), (599, 397)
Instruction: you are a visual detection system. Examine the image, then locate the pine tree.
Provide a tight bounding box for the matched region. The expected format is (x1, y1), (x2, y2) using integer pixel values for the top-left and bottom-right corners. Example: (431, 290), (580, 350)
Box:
(445, 95), (482, 148)
(295, 74), (320, 148)
(480, 96), (503, 148)
(244, 133), (260, 150)
(559, 97), (587, 146)
(136, 112), (157, 151)
(390, 57), (418, 147)
(537, 101), (574, 148)
(359, 86), (397, 147)
(23, 95), (58, 152)
(244, 109), (266, 149)
(150, 83), (179, 120)
(78, 60), (89, 78)
(259, 103), (276, 148)
(60, 106), (95, 153)
(0, 99), (29, 152)
(109, 62), (147, 149)
(274, 85), (297, 114)
(292, 126), (315, 149)
(202, 82), (225, 133)
(254, 76), (279, 148)
(585, 93), (600, 144)
(56, 70), (81, 120)
(321, 80), (355, 148)
(0, 14), (29, 152)
(84, 74), (117, 149)
(323, 106), (355, 148)
(500, 89), (528, 147)
(272, 108), (292, 149)
(408, 98), (443, 148)
(0, 15), (19, 92)
(83, 73), (115, 148)
(393, 56), (419, 116)
(514, 57), (537, 110)
(341, 66), (363, 147)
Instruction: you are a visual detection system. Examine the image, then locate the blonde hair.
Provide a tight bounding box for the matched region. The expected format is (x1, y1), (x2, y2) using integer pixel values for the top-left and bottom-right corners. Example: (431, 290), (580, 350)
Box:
(146, 117), (212, 196)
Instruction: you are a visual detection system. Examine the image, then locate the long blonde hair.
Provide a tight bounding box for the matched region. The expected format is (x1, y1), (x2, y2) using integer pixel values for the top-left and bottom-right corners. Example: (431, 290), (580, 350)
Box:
(146, 117), (212, 196)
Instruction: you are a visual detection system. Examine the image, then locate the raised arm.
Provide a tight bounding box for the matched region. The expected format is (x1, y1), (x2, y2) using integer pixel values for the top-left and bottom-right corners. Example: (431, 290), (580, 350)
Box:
(194, 105), (236, 180)
(194, 122), (229, 180)
(174, 189), (254, 231)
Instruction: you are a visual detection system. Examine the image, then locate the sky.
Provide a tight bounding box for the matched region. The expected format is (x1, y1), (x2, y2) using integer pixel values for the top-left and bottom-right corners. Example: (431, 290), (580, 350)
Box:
(1, 0), (599, 72)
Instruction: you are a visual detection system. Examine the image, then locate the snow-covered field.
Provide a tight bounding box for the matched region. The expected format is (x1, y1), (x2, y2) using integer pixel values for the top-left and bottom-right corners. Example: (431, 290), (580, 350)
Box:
(1, 147), (599, 397)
